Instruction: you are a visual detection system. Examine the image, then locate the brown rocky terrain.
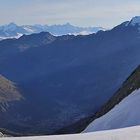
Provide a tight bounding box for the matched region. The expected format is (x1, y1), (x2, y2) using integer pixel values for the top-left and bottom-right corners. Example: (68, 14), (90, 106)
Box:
(0, 75), (22, 111)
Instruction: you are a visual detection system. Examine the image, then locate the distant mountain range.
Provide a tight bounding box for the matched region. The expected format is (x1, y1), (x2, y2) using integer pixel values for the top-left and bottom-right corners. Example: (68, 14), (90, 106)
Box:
(1, 16), (140, 136)
(0, 22), (105, 40)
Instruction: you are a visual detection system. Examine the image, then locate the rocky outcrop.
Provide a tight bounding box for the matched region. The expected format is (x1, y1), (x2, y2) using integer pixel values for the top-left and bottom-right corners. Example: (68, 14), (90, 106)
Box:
(0, 75), (22, 112)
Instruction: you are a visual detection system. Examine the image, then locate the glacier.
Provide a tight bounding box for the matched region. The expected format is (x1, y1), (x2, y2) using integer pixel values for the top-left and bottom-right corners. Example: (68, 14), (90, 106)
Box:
(84, 89), (140, 133)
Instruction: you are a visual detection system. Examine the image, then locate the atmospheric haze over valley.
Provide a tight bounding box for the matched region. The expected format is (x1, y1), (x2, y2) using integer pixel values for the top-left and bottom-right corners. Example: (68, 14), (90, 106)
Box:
(1, 0), (140, 140)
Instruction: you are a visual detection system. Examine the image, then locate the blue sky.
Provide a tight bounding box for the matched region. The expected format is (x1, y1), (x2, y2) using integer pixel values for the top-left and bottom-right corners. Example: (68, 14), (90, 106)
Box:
(1, 0), (140, 28)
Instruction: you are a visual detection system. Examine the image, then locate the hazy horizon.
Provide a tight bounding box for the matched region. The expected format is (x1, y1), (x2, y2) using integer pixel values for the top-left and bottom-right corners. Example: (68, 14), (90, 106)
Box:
(1, 0), (140, 28)
(0, 22), (107, 28)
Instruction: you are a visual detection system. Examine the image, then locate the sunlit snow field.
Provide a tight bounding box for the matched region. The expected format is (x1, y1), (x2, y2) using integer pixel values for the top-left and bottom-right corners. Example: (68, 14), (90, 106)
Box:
(1, 126), (140, 140)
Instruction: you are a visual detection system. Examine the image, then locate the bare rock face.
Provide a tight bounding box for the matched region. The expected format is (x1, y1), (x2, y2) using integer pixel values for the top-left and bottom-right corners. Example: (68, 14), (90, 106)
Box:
(0, 132), (6, 137)
(0, 75), (22, 111)
(0, 132), (9, 137)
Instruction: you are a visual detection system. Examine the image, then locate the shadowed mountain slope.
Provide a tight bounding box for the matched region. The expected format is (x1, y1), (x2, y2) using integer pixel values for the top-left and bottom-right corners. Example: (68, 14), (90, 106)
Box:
(0, 17), (140, 135)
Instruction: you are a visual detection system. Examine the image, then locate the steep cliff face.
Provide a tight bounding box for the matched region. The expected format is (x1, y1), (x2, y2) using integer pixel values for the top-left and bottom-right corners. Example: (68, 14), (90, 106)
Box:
(0, 75), (22, 111)
(84, 65), (140, 132)
(89, 65), (140, 122)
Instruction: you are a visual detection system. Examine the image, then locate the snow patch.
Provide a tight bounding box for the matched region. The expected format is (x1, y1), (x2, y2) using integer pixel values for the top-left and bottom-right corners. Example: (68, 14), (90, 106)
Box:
(0, 33), (23, 40)
(23, 27), (34, 33)
(1, 126), (140, 140)
(68, 31), (93, 36)
(83, 89), (140, 133)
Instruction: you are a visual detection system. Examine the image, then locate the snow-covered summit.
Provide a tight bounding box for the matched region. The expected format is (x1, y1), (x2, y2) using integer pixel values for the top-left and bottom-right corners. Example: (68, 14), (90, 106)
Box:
(125, 16), (140, 26)
(4, 22), (18, 31)
(130, 16), (140, 26)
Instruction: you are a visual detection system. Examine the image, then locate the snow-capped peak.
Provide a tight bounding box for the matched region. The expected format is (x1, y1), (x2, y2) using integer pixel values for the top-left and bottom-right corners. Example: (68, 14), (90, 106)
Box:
(5, 22), (17, 31)
(127, 16), (140, 26)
